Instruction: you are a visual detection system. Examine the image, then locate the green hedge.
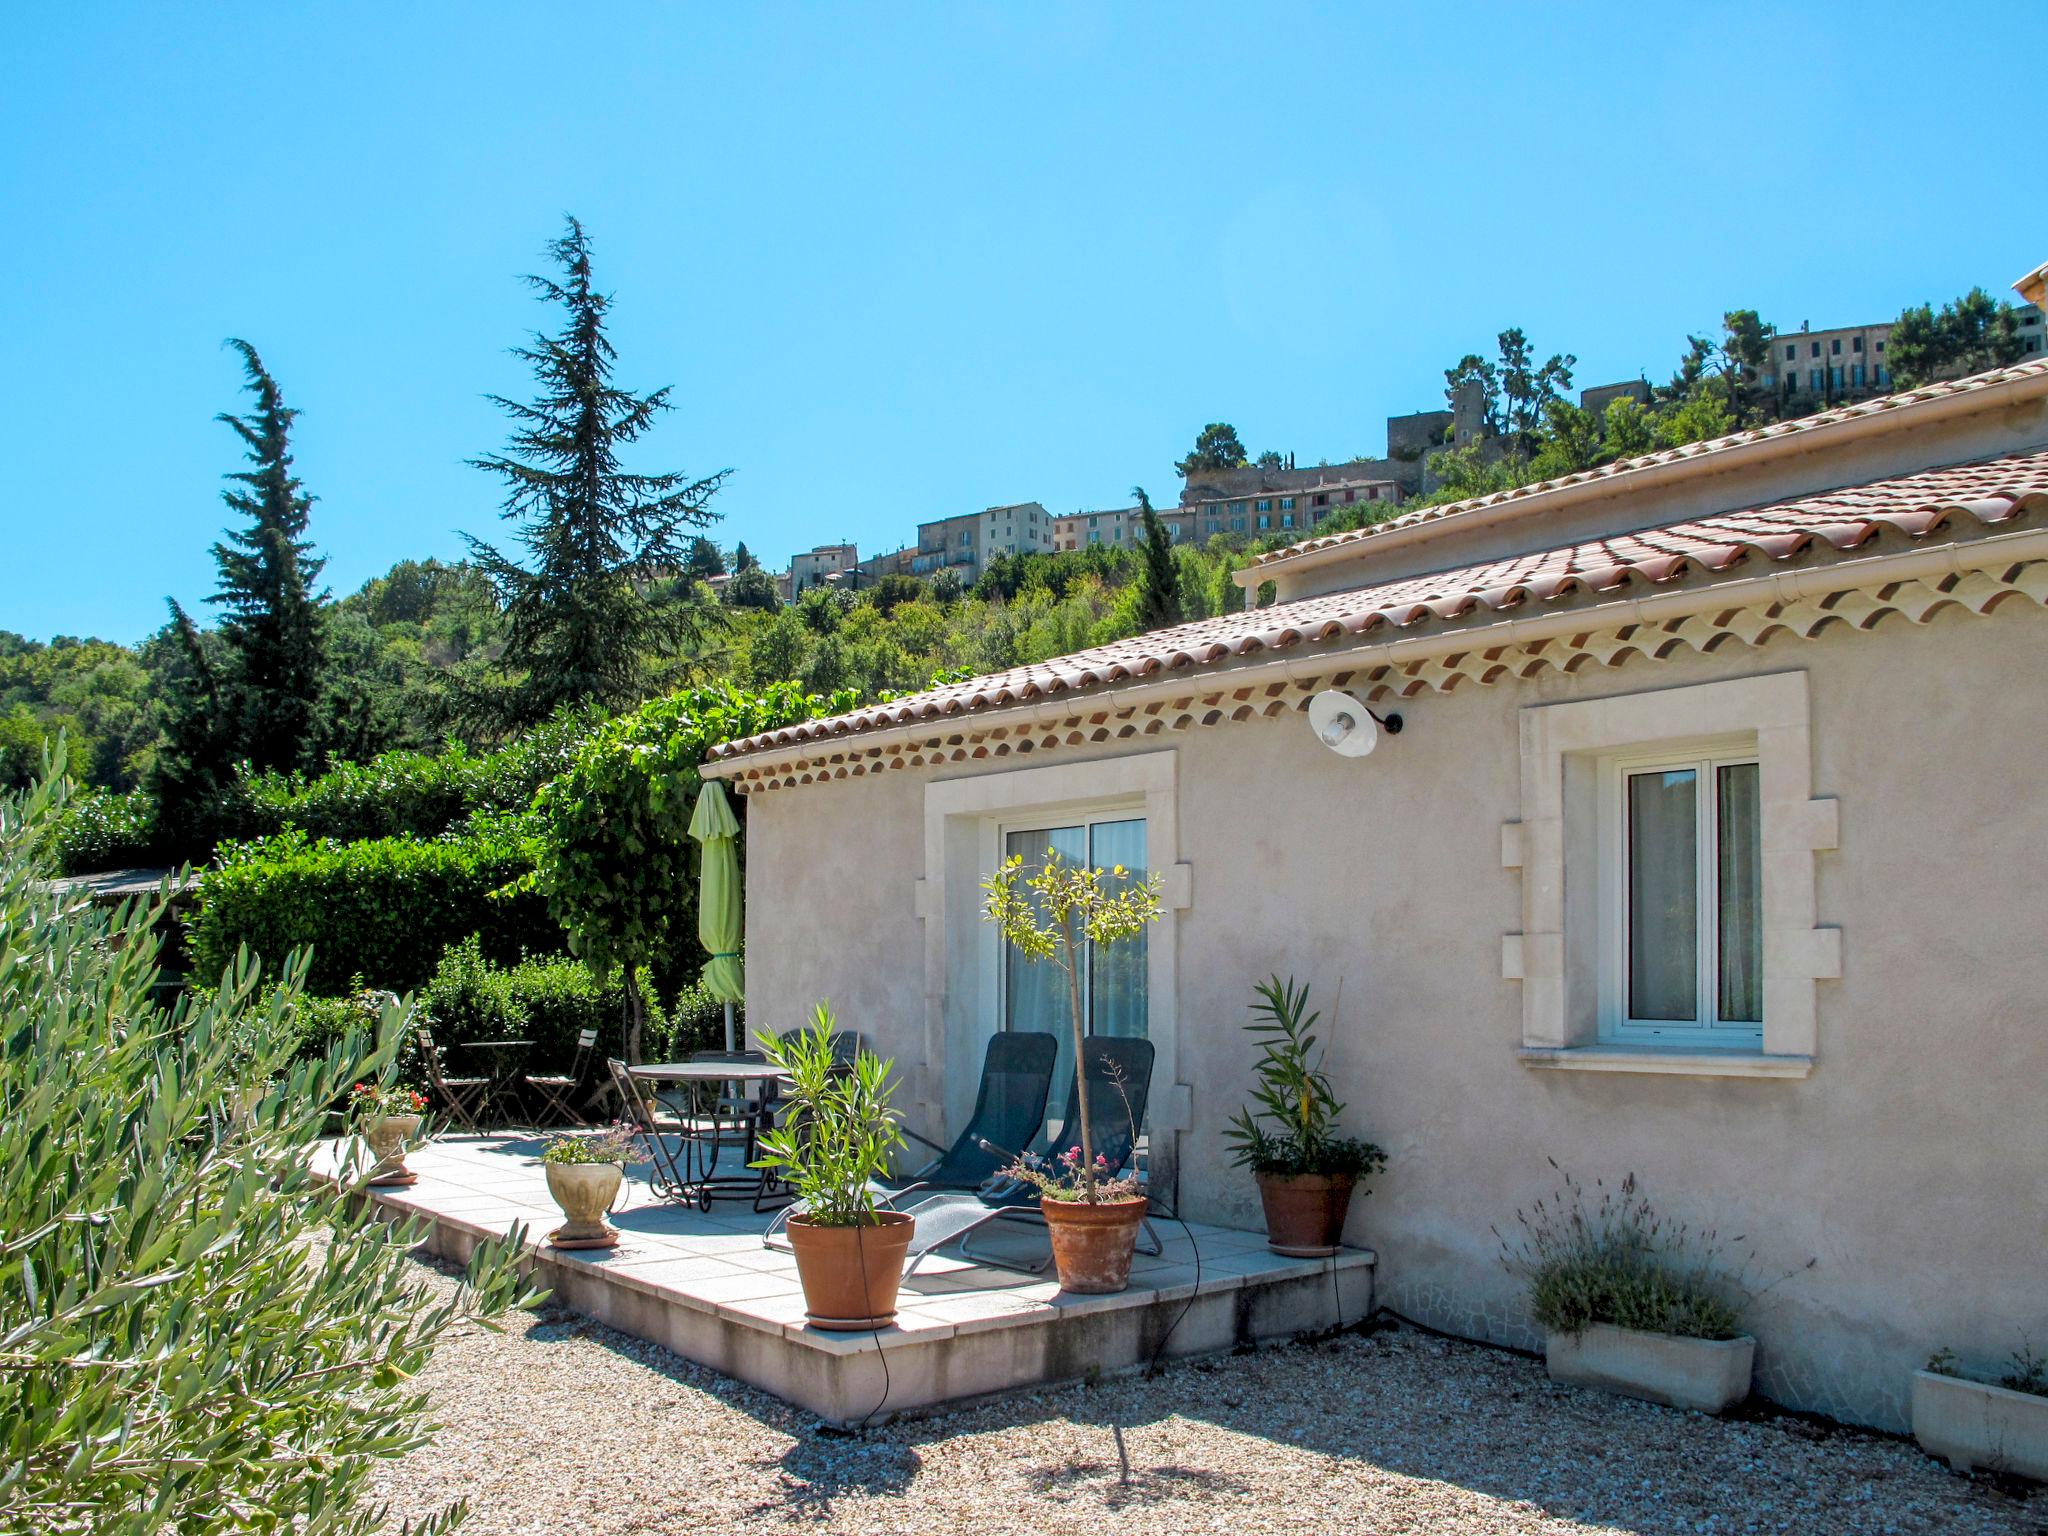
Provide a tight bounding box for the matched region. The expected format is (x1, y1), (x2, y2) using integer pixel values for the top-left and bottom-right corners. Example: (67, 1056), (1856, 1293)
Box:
(414, 937), (735, 1077)
(52, 713), (596, 875)
(188, 827), (559, 995)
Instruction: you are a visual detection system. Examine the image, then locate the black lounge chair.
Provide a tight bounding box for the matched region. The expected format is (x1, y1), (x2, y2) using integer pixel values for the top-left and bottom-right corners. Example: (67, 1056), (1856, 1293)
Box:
(762, 1029), (1059, 1249)
(900, 1034), (1161, 1277)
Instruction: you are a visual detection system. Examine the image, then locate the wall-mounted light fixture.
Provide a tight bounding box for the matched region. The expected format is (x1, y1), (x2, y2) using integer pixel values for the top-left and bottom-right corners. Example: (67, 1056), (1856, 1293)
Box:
(1307, 689), (1403, 758)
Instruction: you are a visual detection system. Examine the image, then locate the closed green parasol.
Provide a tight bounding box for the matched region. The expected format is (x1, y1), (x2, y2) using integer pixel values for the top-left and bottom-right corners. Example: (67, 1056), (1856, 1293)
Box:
(689, 780), (745, 1050)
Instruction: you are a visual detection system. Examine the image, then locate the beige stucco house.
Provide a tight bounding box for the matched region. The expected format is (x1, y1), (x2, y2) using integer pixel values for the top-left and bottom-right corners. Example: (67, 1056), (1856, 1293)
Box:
(704, 356), (2048, 1432)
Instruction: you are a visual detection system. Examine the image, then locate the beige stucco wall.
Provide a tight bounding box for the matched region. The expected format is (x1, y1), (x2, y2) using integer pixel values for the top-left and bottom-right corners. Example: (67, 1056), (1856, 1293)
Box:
(739, 599), (2048, 1431)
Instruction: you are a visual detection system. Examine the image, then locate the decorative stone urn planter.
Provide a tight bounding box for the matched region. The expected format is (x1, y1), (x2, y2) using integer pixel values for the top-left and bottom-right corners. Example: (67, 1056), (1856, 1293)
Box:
(543, 1162), (625, 1250)
(786, 1210), (916, 1329)
(1255, 1171), (1356, 1257)
(1546, 1323), (1755, 1413)
(1912, 1369), (2048, 1480)
(361, 1114), (422, 1187)
(1041, 1195), (1149, 1294)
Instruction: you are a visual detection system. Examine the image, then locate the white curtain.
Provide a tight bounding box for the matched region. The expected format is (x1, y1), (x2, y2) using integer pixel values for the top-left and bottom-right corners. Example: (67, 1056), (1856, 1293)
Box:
(1716, 763), (1762, 1024)
(1627, 768), (1698, 1022)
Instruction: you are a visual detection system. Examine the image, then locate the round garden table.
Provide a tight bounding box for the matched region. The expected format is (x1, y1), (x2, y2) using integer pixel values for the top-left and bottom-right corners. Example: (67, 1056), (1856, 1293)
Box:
(629, 1061), (792, 1210)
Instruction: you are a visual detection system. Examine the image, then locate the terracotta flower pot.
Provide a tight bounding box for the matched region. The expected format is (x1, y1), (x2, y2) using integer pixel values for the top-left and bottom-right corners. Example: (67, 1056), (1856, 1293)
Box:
(362, 1113), (422, 1187)
(1255, 1170), (1356, 1257)
(786, 1210), (916, 1330)
(1041, 1194), (1150, 1294)
(544, 1161), (625, 1249)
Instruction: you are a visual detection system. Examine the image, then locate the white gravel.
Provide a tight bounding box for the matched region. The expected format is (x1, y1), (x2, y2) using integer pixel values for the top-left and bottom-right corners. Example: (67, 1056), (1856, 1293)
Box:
(377, 1253), (2044, 1535)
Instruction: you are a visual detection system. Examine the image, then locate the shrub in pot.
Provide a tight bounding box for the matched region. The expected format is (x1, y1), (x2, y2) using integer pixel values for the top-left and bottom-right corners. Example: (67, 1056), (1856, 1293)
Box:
(1223, 975), (1386, 1256)
(1498, 1166), (1759, 1414)
(983, 849), (1162, 1294)
(349, 1082), (427, 1187)
(753, 1005), (913, 1330)
(538, 1123), (639, 1249)
(1914, 1341), (2048, 1479)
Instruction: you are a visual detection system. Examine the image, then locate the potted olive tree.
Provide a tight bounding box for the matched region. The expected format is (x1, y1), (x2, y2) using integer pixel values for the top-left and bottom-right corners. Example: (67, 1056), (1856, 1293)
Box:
(754, 1004), (912, 1330)
(983, 849), (1162, 1294)
(1225, 976), (1386, 1256)
(1498, 1166), (1760, 1414)
(538, 1123), (640, 1249)
(349, 1081), (427, 1187)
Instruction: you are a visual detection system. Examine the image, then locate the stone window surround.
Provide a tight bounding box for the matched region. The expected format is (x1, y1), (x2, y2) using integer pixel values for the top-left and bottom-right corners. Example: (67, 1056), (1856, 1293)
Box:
(914, 749), (1194, 1149)
(1503, 670), (1838, 1078)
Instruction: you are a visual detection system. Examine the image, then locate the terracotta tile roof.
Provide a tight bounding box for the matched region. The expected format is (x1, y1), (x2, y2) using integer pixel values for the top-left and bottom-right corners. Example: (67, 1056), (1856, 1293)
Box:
(708, 449), (2048, 764)
(1253, 360), (2048, 569)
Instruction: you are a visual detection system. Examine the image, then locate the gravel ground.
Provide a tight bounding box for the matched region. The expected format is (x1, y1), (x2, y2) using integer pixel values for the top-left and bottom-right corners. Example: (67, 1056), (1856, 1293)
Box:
(378, 1254), (2044, 1536)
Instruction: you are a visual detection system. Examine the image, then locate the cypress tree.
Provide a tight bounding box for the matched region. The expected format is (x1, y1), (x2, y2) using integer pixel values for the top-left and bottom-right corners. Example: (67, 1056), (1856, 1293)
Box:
(1133, 487), (1183, 631)
(209, 339), (328, 772)
(466, 217), (728, 727)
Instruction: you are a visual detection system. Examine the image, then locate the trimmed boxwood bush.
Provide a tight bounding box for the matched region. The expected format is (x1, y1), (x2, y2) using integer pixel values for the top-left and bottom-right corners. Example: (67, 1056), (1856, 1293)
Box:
(419, 937), (683, 1076)
(188, 826), (559, 995)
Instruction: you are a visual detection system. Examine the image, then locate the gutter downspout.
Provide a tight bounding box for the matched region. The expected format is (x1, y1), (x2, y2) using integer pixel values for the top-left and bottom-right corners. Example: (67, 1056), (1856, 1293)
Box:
(705, 525), (2048, 782)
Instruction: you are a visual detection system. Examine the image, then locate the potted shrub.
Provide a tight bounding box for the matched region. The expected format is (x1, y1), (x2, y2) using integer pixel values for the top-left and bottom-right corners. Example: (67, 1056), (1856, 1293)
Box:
(538, 1123), (640, 1249)
(1224, 975), (1386, 1256)
(1498, 1165), (1758, 1414)
(754, 1005), (914, 1330)
(1914, 1339), (2048, 1479)
(350, 1082), (427, 1187)
(982, 849), (1162, 1294)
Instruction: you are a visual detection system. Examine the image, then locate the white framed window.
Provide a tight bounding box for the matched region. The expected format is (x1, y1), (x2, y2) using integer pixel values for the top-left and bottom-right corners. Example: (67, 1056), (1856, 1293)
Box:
(1506, 672), (1838, 1078)
(1597, 744), (1762, 1048)
(999, 814), (1149, 1094)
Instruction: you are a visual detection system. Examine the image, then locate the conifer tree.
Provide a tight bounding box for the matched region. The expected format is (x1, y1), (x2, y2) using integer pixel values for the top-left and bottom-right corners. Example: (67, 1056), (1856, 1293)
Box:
(466, 217), (728, 727)
(209, 339), (328, 772)
(1133, 487), (1183, 632)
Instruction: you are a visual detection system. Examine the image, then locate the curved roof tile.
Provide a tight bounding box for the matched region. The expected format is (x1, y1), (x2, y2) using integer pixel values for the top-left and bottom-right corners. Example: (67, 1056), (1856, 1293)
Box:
(708, 450), (2048, 763)
(1253, 360), (2048, 569)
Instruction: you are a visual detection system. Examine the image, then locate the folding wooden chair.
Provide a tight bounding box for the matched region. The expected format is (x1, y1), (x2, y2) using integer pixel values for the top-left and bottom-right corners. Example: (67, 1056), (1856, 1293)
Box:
(414, 1027), (491, 1134)
(524, 1028), (598, 1125)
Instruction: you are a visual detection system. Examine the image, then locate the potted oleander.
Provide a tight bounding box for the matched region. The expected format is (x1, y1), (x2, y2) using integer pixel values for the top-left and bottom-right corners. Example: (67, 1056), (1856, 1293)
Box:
(1497, 1165), (1759, 1414)
(983, 849), (1162, 1294)
(349, 1081), (427, 1187)
(753, 1005), (913, 1330)
(1914, 1338), (2048, 1480)
(539, 1123), (639, 1250)
(1225, 976), (1386, 1256)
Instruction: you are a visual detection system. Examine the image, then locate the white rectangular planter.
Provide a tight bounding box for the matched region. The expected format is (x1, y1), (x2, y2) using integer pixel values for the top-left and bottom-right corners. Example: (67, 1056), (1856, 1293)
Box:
(1546, 1323), (1755, 1413)
(1912, 1369), (2048, 1481)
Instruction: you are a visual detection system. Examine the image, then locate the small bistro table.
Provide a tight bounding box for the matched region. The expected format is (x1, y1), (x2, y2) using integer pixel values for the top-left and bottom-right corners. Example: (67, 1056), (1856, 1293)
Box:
(628, 1061), (792, 1210)
(463, 1039), (534, 1126)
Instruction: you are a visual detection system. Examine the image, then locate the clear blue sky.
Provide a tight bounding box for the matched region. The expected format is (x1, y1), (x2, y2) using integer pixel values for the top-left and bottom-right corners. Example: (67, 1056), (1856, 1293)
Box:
(4, 3), (2041, 643)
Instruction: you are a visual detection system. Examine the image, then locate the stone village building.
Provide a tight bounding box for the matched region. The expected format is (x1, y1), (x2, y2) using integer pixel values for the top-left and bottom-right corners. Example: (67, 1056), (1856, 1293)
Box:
(705, 350), (2048, 1433)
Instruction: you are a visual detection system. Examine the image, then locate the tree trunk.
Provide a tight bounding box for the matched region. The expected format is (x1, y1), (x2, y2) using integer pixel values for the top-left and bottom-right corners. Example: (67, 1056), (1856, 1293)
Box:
(1059, 911), (1099, 1203)
(623, 960), (645, 1066)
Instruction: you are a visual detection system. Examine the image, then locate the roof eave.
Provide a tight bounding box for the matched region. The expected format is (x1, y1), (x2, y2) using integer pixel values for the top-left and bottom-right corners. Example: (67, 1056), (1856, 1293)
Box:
(1236, 366), (2048, 595)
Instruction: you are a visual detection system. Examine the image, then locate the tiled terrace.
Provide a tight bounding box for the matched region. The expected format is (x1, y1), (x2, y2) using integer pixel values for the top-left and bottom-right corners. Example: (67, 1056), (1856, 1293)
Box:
(319, 1133), (1375, 1426)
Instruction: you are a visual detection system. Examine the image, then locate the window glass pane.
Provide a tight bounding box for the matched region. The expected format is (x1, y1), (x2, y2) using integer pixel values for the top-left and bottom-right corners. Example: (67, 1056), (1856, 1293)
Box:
(1717, 763), (1763, 1024)
(1627, 769), (1698, 1022)
(1087, 819), (1148, 1042)
(1003, 827), (1086, 1045)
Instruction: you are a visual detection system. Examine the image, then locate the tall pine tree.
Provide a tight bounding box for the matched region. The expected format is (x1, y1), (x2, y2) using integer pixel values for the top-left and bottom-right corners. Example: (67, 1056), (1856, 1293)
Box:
(466, 217), (728, 728)
(208, 339), (327, 772)
(1132, 487), (1183, 632)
